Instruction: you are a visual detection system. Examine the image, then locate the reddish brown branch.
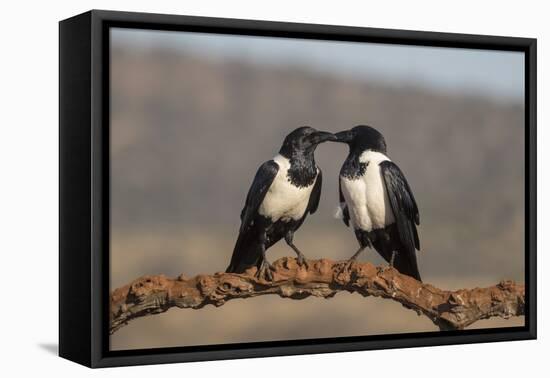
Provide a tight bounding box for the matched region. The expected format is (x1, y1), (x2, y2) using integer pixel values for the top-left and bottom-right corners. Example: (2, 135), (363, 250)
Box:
(110, 257), (525, 334)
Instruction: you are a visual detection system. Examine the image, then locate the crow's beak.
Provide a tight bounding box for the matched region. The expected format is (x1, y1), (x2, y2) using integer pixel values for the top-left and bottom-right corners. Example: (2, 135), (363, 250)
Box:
(334, 130), (354, 143)
(310, 131), (337, 145)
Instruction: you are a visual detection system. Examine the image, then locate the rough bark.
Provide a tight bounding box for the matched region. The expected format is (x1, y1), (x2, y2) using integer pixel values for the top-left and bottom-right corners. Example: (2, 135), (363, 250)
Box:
(110, 257), (525, 334)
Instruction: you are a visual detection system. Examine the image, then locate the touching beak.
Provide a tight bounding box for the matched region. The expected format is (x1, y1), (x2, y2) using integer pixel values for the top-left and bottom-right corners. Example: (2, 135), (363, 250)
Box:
(310, 131), (337, 145)
(334, 130), (354, 143)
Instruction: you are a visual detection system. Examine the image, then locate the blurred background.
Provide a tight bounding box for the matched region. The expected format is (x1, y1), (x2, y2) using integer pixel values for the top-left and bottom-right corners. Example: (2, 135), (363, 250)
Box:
(109, 28), (525, 350)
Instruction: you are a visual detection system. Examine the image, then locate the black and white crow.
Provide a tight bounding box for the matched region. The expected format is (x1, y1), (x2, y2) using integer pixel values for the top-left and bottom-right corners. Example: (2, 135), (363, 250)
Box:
(226, 127), (336, 280)
(334, 125), (422, 281)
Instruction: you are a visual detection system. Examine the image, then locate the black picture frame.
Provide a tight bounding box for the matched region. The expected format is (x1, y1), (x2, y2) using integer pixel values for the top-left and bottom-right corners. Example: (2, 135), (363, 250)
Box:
(59, 9), (537, 368)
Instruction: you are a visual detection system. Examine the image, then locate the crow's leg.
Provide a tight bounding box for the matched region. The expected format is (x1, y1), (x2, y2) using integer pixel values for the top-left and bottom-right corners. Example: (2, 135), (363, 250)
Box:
(285, 231), (308, 268)
(389, 250), (397, 267)
(378, 249), (397, 275)
(347, 245), (365, 262)
(343, 229), (372, 271)
(255, 230), (274, 281)
(339, 245), (365, 271)
(348, 229), (372, 262)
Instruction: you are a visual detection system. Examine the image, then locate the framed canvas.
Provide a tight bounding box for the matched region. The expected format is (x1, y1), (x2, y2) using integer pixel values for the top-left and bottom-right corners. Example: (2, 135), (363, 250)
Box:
(59, 10), (536, 368)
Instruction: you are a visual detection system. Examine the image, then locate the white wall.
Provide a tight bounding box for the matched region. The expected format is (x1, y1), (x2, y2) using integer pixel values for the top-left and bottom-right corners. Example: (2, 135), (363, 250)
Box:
(0, 0), (545, 376)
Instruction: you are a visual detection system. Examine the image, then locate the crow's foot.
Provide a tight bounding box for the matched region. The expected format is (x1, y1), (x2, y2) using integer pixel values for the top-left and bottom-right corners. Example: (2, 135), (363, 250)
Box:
(255, 260), (274, 281)
(295, 253), (309, 269)
(339, 256), (359, 272)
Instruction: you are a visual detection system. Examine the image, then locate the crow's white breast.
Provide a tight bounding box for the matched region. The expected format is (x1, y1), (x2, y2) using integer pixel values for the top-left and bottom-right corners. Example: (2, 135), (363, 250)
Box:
(340, 150), (395, 231)
(259, 154), (315, 222)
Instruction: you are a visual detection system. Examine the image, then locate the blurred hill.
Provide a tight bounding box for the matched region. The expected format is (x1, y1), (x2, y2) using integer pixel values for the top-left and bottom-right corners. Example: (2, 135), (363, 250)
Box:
(109, 46), (525, 349)
(111, 47), (524, 231)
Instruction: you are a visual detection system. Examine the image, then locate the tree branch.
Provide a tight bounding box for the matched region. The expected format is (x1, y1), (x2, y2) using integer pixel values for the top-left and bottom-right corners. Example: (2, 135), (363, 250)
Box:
(110, 257), (525, 334)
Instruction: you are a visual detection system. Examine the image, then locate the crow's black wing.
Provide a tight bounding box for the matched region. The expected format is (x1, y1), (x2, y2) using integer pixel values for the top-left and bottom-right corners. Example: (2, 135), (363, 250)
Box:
(227, 160), (279, 274)
(239, 160), (279, 234)
(380, 160), (420, 251)
(305, 168), (322, 215)
(338, 179), (350, 227)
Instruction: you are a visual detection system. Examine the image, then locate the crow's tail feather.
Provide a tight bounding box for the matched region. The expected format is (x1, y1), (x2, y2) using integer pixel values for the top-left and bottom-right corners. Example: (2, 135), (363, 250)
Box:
(226, 228), (263, 274)
(369, 226), (422, 282)
(393, 248), (422, 282)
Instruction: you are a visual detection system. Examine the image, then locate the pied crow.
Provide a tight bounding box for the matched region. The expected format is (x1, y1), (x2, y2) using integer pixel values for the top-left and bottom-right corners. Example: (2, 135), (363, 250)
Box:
(226, 127), (336, 280)
(334, 125), (422, 281)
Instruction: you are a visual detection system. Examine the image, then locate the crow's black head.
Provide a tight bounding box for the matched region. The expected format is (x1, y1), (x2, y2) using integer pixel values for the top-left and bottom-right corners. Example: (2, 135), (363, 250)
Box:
(334, 125), (387, 154)
(279, 126), (336, 157)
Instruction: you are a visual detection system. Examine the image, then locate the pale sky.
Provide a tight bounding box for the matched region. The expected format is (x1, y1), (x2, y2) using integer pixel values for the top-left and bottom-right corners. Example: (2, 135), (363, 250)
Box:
(112, 27), (525, 102)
